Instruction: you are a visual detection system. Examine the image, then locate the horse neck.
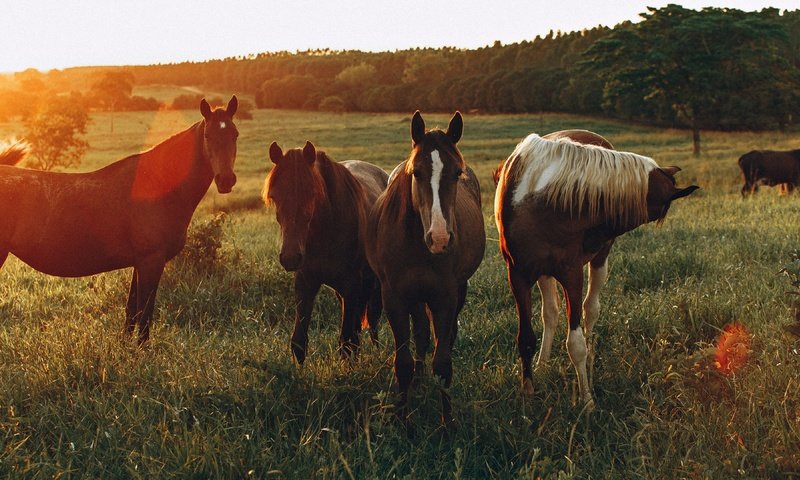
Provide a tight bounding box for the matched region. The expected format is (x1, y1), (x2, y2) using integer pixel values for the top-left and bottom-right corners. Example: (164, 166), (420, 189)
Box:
(134, 122), (211, 207)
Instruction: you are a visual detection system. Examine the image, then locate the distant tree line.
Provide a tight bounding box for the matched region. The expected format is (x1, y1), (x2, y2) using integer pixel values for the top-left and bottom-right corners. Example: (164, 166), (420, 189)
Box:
(1, 5), (799, 146)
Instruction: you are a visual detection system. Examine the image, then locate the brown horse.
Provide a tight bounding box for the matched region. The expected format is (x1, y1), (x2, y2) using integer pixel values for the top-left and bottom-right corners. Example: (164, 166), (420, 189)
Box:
(494, 130), (698, 410)
(263, 141), (388, 364)
(366, 111), (485, 427)
(0, 96), (239, 345)
(738, 149), (800, 196)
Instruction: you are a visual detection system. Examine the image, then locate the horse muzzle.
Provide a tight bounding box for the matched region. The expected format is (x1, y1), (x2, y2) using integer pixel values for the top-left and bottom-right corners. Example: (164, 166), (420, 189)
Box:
(214, 173), (237, 194)
(425, 229), (453, 255)
(279, 250), (303, 272)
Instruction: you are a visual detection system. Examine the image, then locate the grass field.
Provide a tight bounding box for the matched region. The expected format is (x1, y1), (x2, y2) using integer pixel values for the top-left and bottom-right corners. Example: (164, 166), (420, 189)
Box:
(1, 99), (799, 478)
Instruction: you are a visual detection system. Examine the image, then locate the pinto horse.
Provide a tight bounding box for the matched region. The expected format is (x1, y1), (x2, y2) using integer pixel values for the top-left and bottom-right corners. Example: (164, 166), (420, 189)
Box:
(264, 141), (388, 363)
(367, 111), (485, 426)
(494, 130), (698, 410)
(0, 96), (239, 345)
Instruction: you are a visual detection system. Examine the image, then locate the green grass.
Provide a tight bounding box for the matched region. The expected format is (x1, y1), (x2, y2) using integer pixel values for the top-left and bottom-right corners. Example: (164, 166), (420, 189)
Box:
(1, 101), (799, 478)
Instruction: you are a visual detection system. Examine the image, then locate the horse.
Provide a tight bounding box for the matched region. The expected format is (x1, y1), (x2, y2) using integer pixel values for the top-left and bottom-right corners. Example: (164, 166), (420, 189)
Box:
(263, 141), (388, 364)
(0, 96), (239, 345)
(366, 111), (485, 427)
(493, 129), (698, 411)
(738, 149), (800, 196)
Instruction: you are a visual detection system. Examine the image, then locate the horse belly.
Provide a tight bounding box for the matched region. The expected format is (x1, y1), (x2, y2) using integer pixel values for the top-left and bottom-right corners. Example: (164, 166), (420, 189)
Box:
(8, 215), (133, 277)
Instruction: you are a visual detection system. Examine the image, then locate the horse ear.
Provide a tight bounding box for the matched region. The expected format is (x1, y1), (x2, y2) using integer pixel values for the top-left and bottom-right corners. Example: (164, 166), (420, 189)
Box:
(226, 95), (238, 116)
(447, 111), (463, 144)
(200, 99), (212, 119)
(269, 142), (283, 164)
(302, 141), (316, 164)
(661, 166), (681, 177)
(411, 111), (425, 146)
(672, 185), (699, 200)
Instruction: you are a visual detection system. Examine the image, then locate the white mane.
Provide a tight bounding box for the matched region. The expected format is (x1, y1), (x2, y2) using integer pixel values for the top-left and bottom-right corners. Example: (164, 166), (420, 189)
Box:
(505, 133), (658, 226)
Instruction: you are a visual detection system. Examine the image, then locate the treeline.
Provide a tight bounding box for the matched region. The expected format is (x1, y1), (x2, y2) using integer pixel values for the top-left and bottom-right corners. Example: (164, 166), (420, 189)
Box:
(2, 5), (800, 135)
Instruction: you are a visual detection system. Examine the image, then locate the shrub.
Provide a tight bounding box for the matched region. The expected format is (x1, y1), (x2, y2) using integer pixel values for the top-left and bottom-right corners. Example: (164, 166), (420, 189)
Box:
(174, 213), (229, 274)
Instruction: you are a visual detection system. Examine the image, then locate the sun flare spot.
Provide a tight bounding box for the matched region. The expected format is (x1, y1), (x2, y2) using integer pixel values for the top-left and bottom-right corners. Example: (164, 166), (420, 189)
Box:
(714, 323), (751, 375)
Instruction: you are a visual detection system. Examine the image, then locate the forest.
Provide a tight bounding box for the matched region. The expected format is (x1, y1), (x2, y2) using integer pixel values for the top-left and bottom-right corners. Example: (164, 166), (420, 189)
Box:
(1, 5), (799, 136)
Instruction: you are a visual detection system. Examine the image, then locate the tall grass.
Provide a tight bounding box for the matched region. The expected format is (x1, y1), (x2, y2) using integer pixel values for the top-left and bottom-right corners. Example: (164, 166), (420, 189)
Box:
(0, 103), (798, 478)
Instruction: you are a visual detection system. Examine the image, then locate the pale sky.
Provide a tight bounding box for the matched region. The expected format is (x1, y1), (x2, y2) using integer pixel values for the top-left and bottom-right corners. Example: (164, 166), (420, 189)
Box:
(2, 0), (798, 72)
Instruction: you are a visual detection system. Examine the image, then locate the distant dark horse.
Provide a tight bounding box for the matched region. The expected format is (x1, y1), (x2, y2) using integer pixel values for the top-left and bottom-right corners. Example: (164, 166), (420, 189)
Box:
(738, 149), (800, 196)
(264, 141), (388, 363)
(367, 111), (485, 426)
(0, 96), (239, 345)
(494, 130), (698, 410)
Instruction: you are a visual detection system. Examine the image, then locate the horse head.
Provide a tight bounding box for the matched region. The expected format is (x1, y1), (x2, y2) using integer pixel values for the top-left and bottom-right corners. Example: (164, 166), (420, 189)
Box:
(265, 141), (322, 271)
(200, 95), (239, 194)
(647, 166), (699, 223)
(408, 111), (465, 255)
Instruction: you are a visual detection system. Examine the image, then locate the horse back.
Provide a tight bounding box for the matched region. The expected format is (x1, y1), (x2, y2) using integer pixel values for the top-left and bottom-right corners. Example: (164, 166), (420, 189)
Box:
(739, 150), (800, 184)
(340, 160), (389, 206)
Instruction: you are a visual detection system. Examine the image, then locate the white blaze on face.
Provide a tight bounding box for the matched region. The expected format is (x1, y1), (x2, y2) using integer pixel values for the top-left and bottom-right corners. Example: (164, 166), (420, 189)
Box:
(220, 121), (226, 129)
(428, 149), (449, 252)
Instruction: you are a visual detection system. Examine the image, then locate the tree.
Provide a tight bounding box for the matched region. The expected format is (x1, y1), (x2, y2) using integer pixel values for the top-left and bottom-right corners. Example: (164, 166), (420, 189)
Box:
(90, 71), (134, 111)
(583, 5), (796, 155)
(24, 94), (90, 171)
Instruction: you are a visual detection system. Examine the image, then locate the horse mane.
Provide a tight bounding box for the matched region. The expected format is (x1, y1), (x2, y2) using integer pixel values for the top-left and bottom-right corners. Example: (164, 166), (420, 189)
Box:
(0, 139), (28, 166)
(507, 133), (657, 226)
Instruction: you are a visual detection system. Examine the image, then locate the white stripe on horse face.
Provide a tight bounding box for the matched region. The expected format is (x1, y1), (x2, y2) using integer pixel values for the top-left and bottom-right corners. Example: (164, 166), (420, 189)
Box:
(429, 150), (448, 241)
(220, 121), (227, 129)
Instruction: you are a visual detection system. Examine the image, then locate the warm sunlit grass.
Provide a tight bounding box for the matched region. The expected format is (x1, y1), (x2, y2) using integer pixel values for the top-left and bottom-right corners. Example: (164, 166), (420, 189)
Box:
(0, 93), (799, 477)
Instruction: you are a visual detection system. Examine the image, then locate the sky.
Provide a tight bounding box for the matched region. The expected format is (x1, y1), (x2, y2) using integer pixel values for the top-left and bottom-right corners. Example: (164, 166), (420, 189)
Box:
(2, 0), (798, 72)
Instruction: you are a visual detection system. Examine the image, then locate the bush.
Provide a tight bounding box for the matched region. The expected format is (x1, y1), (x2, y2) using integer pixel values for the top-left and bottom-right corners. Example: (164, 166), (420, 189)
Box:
(174, 213), (229, 274)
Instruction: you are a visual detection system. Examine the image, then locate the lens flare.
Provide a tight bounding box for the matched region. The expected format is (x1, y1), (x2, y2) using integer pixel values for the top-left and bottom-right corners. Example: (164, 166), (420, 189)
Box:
(714, 323), (751, 375)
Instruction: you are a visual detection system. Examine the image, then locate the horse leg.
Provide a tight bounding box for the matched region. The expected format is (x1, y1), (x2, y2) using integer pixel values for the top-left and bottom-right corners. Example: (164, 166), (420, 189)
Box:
(133, 256), (166, 346)
(558, 267), (594, 411)
(535, 275), (560, 369)
(584, 246), (611, 341)
(124, 270), (138, 337)
(383, 289), (413, 424)
(410, 302), (430, 376)
(291, 272), (321, 365)
(450, 282), (468, 349)
(509, 265), (536, 395)
(584, 248), (611, 392)
(429, 292), (458, 427)
(364, 277), (382, 344)
(339, 287), (364, 362)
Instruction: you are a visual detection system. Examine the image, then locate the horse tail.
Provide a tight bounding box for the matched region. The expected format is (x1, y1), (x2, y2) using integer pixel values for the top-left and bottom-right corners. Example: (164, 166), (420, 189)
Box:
(0, 140), (28, 166)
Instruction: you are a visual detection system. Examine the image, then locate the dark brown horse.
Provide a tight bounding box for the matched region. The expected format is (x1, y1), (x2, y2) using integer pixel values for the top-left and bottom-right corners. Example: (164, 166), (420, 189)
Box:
(366, 111), (485, 426)
(494, 129), (698, 410)
(0, 96), (239, 344)
(738, 149), (800, 196)
(263, 141), (388, 363)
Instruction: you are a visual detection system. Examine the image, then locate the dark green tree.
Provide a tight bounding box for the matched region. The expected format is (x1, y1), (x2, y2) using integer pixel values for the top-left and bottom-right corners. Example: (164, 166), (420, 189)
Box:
(583, 5), (797, 155)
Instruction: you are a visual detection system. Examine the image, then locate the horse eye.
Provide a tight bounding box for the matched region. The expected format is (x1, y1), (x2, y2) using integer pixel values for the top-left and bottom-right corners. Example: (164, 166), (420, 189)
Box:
(412, 169), (420, 178)
(455, 169), (463, 180)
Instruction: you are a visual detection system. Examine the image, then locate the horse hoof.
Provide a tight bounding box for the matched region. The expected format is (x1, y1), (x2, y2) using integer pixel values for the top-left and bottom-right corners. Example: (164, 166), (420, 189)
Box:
(522, 378), (535, 396)
(291, 345), (306, 365)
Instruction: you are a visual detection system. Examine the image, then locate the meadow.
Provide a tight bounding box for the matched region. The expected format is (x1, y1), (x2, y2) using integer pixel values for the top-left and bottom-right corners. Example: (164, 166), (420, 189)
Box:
(0, 96), (799, 478)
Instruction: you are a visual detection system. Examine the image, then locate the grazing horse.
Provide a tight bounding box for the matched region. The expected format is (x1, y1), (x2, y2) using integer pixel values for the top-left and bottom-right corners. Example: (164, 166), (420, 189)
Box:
(0, 96), (239, 345)
(738, 149), (800, 196)
(366, 111), (485, 426)
(264, 141), (388, 363)
(494, 130), (698, 410)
